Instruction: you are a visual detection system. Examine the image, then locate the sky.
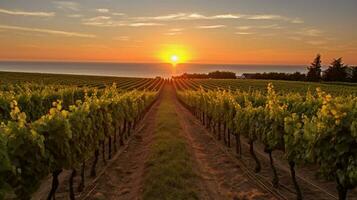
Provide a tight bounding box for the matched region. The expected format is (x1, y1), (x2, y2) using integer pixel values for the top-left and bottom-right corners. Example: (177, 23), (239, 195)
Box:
(0, 0), (356, 65)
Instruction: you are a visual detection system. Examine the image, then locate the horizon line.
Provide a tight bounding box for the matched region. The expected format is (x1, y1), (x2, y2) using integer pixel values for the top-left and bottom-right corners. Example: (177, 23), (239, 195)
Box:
(0, 59), (330, 66)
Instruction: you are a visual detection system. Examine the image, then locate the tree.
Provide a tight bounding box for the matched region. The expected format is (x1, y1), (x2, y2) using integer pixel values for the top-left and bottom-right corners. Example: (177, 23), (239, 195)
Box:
(351, 66), (357, 83)
(208, 71), (236, 79)
(323, 58), (348, 82)
(306, 54), (322, 82)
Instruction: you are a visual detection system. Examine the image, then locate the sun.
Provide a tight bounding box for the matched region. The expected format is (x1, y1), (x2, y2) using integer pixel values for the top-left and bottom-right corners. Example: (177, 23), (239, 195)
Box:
(158, 44), (190, 65)
(171, 55), (179, 64)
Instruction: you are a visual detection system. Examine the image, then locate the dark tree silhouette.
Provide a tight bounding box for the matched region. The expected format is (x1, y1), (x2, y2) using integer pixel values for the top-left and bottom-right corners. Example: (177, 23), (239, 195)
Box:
(242, 72), (306, 81)
(208, 71), (236, 79)
(351, 66), (357, 83)
(173, 71), (236, 79)
(323, 58), (348, 82)
(307, 54), (322, 82)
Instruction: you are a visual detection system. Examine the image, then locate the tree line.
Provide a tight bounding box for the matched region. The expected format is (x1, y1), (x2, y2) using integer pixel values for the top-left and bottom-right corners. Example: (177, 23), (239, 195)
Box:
(173, 71), (237, 79)
(244, 55), (357, 82)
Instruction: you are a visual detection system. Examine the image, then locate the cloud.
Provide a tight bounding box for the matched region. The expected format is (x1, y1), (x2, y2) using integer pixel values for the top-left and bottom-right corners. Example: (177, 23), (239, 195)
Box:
(0, 8), (55, 17)
(196, 25), (226, 29)
(236, 24), (282, 31)
(236, 26), (252, 30)
(82, 15), (163, 27)
(67, 14), (82, 18)
(96, 8), (109, 13)
(259, 24), (283, 29)
(165, 28), (183, 36)
(87, 16), (112, 21)
(235, 32), (254, 35)
(132, 12), (303, 24)
(53, 1), (79, 11)
(0, 24), (96, 38)
(128, 23), (163, 27)
(82, 17), (163, 27)
(297, 28), (323, 37)
(245, 14), (282, 20)
(114, 36), (130, 41)
(82, 16), (117, 27)
(137, 13), (186, 20)
(134, 13), (243, 21)
(112, 12), (126, 16)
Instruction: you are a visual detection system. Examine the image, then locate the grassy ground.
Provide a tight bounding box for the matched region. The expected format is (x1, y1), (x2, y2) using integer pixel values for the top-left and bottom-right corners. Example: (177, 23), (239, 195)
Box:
(142, 86), (199, 200)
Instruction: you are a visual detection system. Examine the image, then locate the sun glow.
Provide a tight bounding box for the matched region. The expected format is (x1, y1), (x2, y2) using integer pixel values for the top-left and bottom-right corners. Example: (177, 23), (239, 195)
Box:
(171, 55), (179, 64)
(159, 45), (190, 65)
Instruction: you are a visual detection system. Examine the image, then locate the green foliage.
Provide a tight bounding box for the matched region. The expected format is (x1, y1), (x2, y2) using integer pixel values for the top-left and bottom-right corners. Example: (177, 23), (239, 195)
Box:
(176, 78), (357, 96)
(0, 83), (158, 199)
(177, 82), (357, 195)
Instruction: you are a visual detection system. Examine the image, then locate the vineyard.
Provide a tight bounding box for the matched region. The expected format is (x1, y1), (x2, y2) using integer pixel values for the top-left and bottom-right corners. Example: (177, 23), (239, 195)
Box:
(0, 72), (164, 90)
(174, 78), (357, 200)
(0, 73), (164, 200)
(174, 78), (357, 95)
(1, 72), (357, 200)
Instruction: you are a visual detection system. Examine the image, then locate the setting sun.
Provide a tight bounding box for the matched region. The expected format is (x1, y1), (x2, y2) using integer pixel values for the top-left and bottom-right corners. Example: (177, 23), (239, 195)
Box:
(1, 1), (357, 199)
(159, 44), (190, 65)
(171, 55), (179, 64)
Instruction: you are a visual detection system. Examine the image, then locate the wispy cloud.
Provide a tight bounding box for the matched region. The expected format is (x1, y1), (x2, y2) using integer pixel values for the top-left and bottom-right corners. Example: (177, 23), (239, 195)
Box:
(0, 8), (55, 17)
(53, 1), (80, 11)
(245, 14), (282, 20)
(134, 13), (241, 21)
(165, 28), (183, 36)
(237, 24), (283, 30)
(112, 12), (126, 16)
(82, 16), (163, 27)
(114, 36), (130, 41)
(236, 26), (252, 30)
(196, 25), (226, 29)
(236, 24), (283, 32)
(67, 14), (82, 18)
(235, 32), (254, 35)
(0, 24), (95, 38)
(96, 8), (109, 13)
(297, 28), (323, 37)
(82, 16), (117, 27)
(132, 12), (303, 24)
(169, 28), (184, 32)
(259, 24), (283, 29)
(129, 23), (163, 27)
(87, 16), (111, 21)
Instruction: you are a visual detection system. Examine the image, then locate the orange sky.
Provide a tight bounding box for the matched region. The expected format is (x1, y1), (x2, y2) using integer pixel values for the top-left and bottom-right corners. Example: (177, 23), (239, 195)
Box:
(0, 0), (356, 65)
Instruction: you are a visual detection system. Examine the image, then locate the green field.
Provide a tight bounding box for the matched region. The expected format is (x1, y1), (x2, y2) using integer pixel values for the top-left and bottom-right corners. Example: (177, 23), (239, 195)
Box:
(0, 71), (164, 91)
(175, 78), (357, 95)
(1, 72), (357, 200)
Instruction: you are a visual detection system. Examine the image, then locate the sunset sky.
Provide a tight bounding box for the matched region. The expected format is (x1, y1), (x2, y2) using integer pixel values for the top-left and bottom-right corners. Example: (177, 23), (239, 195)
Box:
(0, 0), (356, 64)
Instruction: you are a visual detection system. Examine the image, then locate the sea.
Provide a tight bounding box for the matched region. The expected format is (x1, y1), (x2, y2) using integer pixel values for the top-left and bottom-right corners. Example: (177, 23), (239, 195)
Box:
(0, 61), (308, 78)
